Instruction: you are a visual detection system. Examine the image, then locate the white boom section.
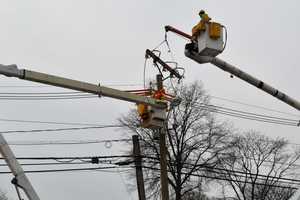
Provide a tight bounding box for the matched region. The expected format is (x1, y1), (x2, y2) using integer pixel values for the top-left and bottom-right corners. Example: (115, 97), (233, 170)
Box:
(0, 134), (40, 200)
(185, 50), (300, 111)
(0, 64), (166, 109)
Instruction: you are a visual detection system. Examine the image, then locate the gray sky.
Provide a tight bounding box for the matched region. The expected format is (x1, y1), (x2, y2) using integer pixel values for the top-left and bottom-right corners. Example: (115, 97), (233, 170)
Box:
(0, 0), (299, 200)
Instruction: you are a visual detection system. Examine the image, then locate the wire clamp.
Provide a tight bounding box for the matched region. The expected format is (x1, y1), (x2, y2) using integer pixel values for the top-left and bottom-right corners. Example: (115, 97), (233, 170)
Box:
(98, 83), (102, 98)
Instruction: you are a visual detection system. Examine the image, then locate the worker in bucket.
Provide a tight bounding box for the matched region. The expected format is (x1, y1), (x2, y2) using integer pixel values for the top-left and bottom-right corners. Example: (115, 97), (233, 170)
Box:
(192, 10), (211, 41)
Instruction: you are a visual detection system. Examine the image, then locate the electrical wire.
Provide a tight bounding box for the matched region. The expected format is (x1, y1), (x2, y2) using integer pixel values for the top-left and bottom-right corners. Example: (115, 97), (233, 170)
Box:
(0, 91), (298, 127)
(0, 166), (133, 174)
(0, 163), (297, 189)
(0, 94), (297, 127)
(0, 92), (84, 95)
(1, 155), (299, 188)
(1, 157), (298, 187)
(200, 104), (299, 122)
(142, 166), (300, 189)
(0, 118), (113, 126)
(0, 96), (97, 100)
(0, 162), (90, 167)
(0, 125), (124, 134)
(6, 139), (131, 146)
(0, 155), (133, 160)
(143, 57), (148, 89)
(0, 84), (143, 88)
(1, 155), (299, 185)
(210, 95), (300, 118)
(141, 158), (300, 184)
(194, 104), (299, 127)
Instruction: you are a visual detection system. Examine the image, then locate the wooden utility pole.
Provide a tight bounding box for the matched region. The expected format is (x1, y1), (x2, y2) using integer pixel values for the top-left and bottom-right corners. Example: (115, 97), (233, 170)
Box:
(157, 74), (170, 200)
(132, 135), (146, 200)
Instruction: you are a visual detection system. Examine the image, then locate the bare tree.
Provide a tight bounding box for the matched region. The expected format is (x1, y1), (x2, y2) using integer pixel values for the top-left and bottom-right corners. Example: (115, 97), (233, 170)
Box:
(216, 131), (300, 200)
(244, 181), (296, 200)
(0, 190), (9, 200)
(120, 82), (232, 200)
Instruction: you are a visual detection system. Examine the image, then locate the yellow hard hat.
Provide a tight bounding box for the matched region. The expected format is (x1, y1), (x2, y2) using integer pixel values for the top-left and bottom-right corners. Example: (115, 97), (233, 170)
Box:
(199, 10), (205, 16)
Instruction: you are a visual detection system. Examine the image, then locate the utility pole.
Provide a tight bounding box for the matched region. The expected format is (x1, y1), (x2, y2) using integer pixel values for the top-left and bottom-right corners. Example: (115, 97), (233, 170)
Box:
(132, 135), (146, 200)
(157, 74), (170, 200)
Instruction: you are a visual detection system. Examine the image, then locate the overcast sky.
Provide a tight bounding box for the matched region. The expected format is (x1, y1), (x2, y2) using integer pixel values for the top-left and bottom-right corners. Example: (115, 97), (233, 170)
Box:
(0, 1), (299, 200)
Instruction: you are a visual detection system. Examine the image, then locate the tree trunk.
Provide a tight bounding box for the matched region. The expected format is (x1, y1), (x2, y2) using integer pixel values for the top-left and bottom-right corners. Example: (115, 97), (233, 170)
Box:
(175, 185), (182, 200)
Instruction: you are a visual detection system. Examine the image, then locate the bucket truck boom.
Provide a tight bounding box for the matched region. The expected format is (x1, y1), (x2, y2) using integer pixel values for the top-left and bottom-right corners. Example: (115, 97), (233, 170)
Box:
(165, 24), (300, 111)
(0, 64), (168, 200)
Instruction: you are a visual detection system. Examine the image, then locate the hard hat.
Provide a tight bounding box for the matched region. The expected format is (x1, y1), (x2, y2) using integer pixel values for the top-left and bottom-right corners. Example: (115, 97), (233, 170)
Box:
(199, 10), (205, 16)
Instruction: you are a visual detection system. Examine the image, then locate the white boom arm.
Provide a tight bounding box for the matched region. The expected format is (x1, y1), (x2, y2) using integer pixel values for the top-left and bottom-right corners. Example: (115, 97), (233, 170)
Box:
(0, 64), (167, 200)
(0, 64), (166, 109)
(185, 50), (300, 111)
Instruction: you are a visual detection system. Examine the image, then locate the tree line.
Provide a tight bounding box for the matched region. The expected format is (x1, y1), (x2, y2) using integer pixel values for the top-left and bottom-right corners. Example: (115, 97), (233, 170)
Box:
(120, 82), (300, 200)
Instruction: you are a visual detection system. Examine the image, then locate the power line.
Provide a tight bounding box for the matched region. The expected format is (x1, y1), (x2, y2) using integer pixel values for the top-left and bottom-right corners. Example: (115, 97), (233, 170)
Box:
(6, 139), (131, 146)
(0, 155), (133, 160)
(0, 84), (142, 88)
(0, 166), (132, 174)
(0, 94), (96, 100)
(142, 158), (300, 184)
(2, 154), (298, 185)
(1, 155), (299, 188)
(0, 162), (90, 167)
(211, 95), (300, 118)
(0, 158), (129, 167)
(211, 104), (299, 122)
(0, 92), (84, 95)
(0, 159), (298, 188)
(142, 166), (300, 189)
(0, 86), (296, 119)
(0, 118), (113, 126)
(195, 104), (299, 127)
(0, 91), (298, 127)
(0, 125), (124, 134)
